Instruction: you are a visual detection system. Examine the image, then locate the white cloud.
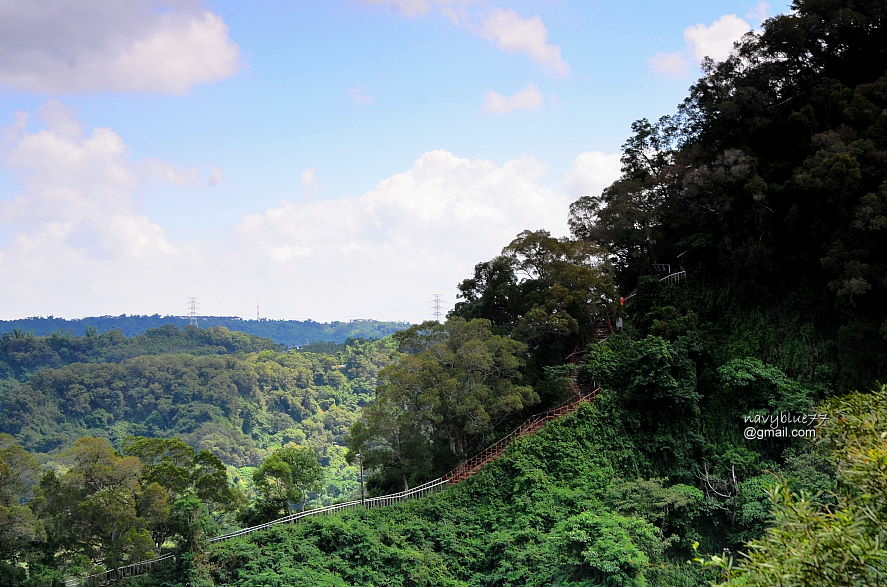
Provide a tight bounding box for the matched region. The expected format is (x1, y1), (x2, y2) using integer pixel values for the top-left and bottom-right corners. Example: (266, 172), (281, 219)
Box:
(0, 104), (189, 316)
(361, 2), (568, 76)
(648, 52), (689, 78)
(142, 160), (201, 185)
(564, 151), (621, 198)
(299, 167), (321, 197)
(482, 83), (544, 114)
(230, 150), (569, 322)
(1, 111), (28, 146)
(35, 101), (83, 139)
(479, 9), (569, 76)
(0, 0), (241, 94)
(0, 103), (175, 253)
(364, 0), (478, 20)
(649, 13), (752, 77)
(348, 85), (375, 104)
(207, 166), (224, 186)
(239, 150), (563, 259)
(684, 14), (751, 62)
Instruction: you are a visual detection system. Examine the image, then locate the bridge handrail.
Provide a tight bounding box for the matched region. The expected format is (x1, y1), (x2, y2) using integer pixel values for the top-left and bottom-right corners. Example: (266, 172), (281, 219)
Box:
(68, 381), (599, 586)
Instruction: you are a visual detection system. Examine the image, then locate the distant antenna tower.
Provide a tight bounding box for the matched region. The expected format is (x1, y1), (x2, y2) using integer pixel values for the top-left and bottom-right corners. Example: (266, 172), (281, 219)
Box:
(187, 297), (199, 327)
(256, 300), (260, 321)
(432, 294), (443, 322)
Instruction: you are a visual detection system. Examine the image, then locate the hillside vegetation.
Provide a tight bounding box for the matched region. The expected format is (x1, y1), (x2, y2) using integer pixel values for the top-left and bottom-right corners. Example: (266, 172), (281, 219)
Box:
(145, 1), (885, 584)
(2, 1), (886, 585)
(0, 316), (409, 348)
(0, 328), (397, 467)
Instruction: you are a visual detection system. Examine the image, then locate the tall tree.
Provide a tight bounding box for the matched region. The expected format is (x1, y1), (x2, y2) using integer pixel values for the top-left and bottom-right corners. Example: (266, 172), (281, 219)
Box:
(252, 445), (323, 516)
(350, 317), (536, 491)
(33, 438), (154, 571)
(455, 230), (616, 369)
(122, 436), (242, 549)
(0, 435), (43, 577)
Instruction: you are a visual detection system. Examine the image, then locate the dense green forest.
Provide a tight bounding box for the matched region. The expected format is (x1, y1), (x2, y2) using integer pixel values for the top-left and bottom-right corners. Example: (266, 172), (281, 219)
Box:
(0, 316), (409, 347)
(2, 0), (886, 585)
(0, 327), (396, 464)
(0, 327), (403, 584)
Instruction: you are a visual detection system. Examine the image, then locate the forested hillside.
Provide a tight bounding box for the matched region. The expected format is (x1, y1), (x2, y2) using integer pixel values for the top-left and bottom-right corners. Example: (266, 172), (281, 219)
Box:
(0, 328), (404, 584)
(0, 316), (410, 347)
(2, 1), (886, 585)
(0, 327), (397, 465)
(134, 1), (884, 585)
(138, 385), (887, 586)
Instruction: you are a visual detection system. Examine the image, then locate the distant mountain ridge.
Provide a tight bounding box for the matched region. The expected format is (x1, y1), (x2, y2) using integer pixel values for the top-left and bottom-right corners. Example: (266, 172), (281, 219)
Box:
(0, 315), (411, 347)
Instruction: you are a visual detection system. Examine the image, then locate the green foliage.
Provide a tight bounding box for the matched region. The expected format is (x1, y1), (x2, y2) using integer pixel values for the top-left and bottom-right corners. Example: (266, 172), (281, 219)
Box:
(0, 316), (409, 349)
(549, 511), (662, 586)
(454, 229), (617, 370)
(32, 437), (155, 570)
(707, 386), (887, 586)
(141, 405), (705, 586)
(604, 478), (705, 551)
(569, 116), (682, 284)
(0, 434), (246, 583)
(120, 436), (243, 549)
(718, 357), (816, 415)
(583, 334), (702, 477)
(0, 338), (397, 467)
(349, 317), (536, 491)
(0, 435), (45, 574)
(0, 433), (39, 506)
(8, 2), (887, 584)
(568, 0), (887, 387)
(252, 445), (323, 517)
(0, 325), (281, 381)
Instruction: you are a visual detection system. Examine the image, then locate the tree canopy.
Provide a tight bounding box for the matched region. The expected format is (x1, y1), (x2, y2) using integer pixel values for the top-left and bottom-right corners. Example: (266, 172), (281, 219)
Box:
(349, 317), (536, 491)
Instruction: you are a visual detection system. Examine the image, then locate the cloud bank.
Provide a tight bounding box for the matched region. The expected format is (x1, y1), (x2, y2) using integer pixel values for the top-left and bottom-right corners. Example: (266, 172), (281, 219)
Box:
(0, 107), (625, 323)
(0, 0), (241, 94)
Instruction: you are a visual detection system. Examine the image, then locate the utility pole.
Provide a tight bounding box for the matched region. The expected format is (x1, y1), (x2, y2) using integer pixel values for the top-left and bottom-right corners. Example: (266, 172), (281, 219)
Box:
(187, 297), (199, 327)
(432, 294), (443, 322)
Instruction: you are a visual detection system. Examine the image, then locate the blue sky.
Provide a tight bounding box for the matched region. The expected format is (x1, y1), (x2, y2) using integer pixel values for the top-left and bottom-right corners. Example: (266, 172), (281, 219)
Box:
(0, 0), (790, 323)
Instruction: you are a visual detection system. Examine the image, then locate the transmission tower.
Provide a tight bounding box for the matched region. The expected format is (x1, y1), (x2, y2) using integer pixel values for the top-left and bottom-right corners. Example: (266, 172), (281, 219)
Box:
(187, 297), (199, 327)
(431, 294), (443, 322)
